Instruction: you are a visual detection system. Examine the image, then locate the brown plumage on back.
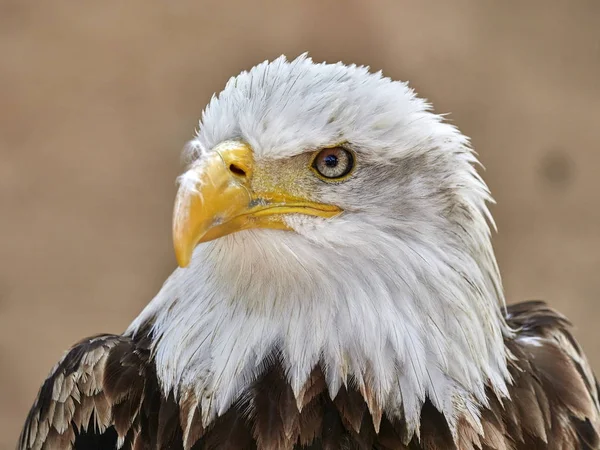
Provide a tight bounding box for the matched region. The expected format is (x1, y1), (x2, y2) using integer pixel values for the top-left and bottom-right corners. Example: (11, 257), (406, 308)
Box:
(17, 56), (600, 449)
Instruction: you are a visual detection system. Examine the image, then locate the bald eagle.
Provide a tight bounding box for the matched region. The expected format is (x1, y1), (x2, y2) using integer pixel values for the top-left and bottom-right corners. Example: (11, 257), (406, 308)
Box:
(19, 55), (599, 450)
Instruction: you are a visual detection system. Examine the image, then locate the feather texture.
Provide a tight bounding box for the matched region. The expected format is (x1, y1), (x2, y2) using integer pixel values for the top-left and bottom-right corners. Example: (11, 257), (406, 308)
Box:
(18, 334), (150, 450)
(18, 302), (600, 449)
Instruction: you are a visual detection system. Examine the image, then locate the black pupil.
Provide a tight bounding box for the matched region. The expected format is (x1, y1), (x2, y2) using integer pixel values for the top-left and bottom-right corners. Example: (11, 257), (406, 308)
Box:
(324, 154), (338, 167)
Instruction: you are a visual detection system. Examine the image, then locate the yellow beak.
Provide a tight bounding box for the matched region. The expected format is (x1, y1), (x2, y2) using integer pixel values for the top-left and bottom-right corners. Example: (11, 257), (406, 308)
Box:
(173, 142), (341, 267)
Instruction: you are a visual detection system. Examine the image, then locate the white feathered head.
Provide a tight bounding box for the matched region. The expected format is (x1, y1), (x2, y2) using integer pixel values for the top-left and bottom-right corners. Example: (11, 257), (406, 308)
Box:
(131, 54), (511, 432)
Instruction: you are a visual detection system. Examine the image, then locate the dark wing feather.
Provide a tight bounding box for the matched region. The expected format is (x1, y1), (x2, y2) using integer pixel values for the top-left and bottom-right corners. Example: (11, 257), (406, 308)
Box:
(473, 300), (600, 450)
(18, 334), (151, 450)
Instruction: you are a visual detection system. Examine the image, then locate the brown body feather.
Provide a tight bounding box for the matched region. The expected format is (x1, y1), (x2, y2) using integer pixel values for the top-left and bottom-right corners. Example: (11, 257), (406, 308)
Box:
(18, 301), (600, 450)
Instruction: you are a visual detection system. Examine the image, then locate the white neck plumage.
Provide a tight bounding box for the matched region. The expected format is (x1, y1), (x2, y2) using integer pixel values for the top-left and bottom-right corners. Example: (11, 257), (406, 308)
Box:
(127, 213), (512, 438)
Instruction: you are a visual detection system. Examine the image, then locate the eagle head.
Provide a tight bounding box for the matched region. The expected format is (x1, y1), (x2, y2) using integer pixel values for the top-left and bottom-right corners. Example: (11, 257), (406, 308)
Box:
(131, 54), (511, 430)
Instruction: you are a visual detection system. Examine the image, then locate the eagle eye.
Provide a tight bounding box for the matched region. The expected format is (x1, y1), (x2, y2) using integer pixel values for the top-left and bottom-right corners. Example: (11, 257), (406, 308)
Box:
(311, 147), (355, 180)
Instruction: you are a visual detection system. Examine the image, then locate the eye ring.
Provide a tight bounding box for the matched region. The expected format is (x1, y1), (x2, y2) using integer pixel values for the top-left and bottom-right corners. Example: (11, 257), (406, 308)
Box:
(310, 147), (355, 181)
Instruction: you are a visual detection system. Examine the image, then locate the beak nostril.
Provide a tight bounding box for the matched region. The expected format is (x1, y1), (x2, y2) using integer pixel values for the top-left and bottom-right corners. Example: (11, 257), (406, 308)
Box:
(229, 163), (247, 177)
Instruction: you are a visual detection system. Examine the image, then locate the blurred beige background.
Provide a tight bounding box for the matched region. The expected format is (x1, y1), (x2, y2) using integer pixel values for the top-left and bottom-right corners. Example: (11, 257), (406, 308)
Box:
(1, 0), (599, 447)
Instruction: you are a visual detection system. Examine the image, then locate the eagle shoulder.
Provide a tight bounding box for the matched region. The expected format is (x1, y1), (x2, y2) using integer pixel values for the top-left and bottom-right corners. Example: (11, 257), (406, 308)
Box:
(496, 300), (600, 449)
(18, 334), (151, 450)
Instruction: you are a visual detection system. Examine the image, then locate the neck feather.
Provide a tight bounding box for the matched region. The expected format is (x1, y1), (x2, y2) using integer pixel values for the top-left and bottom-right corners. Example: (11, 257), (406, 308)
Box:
(127, 223), (511, 436)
